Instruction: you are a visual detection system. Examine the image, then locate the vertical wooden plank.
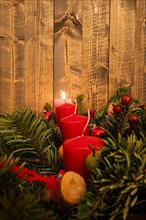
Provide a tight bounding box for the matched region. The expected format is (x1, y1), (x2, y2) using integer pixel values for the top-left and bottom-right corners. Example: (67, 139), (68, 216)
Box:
(109, 0), (136, 98)
(0, 0), (13, 113)
(54, 0), (83, 101)
(54, 0), (67, 99)
(24, 0), (39, 111)
(12, 0), (25, 110)
(39, 0), (54, 109)
(82, 0), (109, 110)
(25, 0), (54, 113)
(134, 0), (146, 103)
(94, 0), (109, 108)
(82, 0), (92, 110)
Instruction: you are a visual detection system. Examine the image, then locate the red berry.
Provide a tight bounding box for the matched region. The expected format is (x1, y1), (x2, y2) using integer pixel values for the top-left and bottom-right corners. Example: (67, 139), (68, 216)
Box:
(121, 95), (132, 105)
(43, 110), (52, 120)
(113, 104), (123, 114)
(128, 115), (139, 124)
(91, 127), (105, 137)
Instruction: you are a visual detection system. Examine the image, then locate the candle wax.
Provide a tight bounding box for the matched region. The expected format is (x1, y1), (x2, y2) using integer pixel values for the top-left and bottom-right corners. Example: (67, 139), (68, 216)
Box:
(63, 135), (104, 182)
(54, 98), (72, 110)
(60, 114), (89, 142)
(55, 103), (75, 128)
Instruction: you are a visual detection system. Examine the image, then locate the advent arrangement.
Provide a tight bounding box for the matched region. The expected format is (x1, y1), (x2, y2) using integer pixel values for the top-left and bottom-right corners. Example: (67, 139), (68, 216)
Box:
(0, 88), (146, 220)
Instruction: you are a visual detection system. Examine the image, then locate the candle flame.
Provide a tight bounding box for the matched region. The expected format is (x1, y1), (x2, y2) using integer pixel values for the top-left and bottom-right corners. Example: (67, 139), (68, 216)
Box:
(60, 90), (66, 100)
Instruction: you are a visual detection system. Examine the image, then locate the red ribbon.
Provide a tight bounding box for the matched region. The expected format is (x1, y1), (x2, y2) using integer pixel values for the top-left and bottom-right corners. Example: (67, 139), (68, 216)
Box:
(0, 161), (64, 199)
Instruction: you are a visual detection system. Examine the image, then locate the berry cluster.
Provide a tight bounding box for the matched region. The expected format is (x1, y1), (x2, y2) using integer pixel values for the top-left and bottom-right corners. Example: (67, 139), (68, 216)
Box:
(113, 95), (139, 125)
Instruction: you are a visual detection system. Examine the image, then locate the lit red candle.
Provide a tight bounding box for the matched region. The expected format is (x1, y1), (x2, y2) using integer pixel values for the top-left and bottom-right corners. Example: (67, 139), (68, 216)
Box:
(54, 91), (72, 110)
(63, 135), (104, 181)
(60, 114), (89, 142)
(54, 99), (72, 110)
(55, 103), (76, 128)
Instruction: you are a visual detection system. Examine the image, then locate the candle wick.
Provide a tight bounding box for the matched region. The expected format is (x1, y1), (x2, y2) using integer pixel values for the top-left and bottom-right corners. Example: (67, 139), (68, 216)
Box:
(64, 99), (66, 104)
(74, 99), (77, 114)
(82, 109), (90, 136)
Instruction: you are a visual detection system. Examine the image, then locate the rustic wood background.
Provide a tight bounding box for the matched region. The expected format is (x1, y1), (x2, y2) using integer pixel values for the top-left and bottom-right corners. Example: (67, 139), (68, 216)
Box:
(0, 0), (146, 114)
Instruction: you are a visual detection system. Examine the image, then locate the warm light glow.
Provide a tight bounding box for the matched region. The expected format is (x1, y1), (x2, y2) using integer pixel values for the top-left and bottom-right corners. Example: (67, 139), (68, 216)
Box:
(60, 90), (66, 100)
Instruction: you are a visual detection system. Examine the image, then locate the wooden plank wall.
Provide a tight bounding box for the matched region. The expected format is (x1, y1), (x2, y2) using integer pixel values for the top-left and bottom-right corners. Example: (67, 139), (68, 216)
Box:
(54, 0), (83, 103)
(0, 0), (14, 112)
(82, 0), (109, 110)
(0, 0), (54, 113)
(24, 0), (54, 113)
(134, 0), (146, 103)
(109, 0), (135, 97)
(109, 0), (146, 104)
(0, 0), (146, 113)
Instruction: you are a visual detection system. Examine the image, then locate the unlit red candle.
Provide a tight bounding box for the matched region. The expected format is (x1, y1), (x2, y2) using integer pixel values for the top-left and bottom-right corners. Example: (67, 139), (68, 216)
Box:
(55, 103), (76, 128)
(60, 114), (89, 142)
(63, 135), (104, 181)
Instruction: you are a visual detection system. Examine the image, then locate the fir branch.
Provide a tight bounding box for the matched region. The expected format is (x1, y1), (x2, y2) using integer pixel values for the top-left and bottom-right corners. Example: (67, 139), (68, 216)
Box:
(78, 134), (146, 220)
(0, 108), (63, 176)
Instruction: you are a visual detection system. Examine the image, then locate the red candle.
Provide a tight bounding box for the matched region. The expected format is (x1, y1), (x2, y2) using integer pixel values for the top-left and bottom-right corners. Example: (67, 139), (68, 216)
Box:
(63, 135), (104, 181)
(60, 114), (89, 142)
(54, 98), (72, 110)
(55, 103), (75, 128)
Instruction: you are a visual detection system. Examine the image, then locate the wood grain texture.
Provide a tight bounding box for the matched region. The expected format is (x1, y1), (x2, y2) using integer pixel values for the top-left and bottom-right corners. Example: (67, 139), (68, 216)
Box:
(0, 0), (54, 113)
(82, 0), (109, 110)
(13, 1), (25, 109)
(134, 0), (146, 103)
(54, 0), (83, 101)
(0, 0), (146, 113)
(25, 0), (54, 113)
(109, 0), (136, 98)
(0, 0), (13, 112)
(92, 0), (109, 109)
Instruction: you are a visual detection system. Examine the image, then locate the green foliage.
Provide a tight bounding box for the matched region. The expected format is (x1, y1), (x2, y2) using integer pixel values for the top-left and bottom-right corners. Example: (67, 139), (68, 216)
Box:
(0, 154), (59, 220)
(78, 134), (146, 220)
(1, 89), (146, 220)
(78, 88), (146, 220)
(0, 107), (78, 219)
(103, 104), (143, 143)
(0, 154), (25, 190)
(92, 88), (143, 141)
(44, 119), (62, 149)
(0, 190), (49, 220)
(75, 94), (86, 115)
(0, 107), (80, 219)
(0, 107), (63, 176)
(43, 103), (52, 112)
(92, 87), (139, 127)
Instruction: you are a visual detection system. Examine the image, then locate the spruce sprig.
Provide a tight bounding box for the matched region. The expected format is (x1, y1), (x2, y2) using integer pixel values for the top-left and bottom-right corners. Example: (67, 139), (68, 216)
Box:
(0, 154), (58, 220)
(0, 108), (63, 176)
(78, 134), (146, 220)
